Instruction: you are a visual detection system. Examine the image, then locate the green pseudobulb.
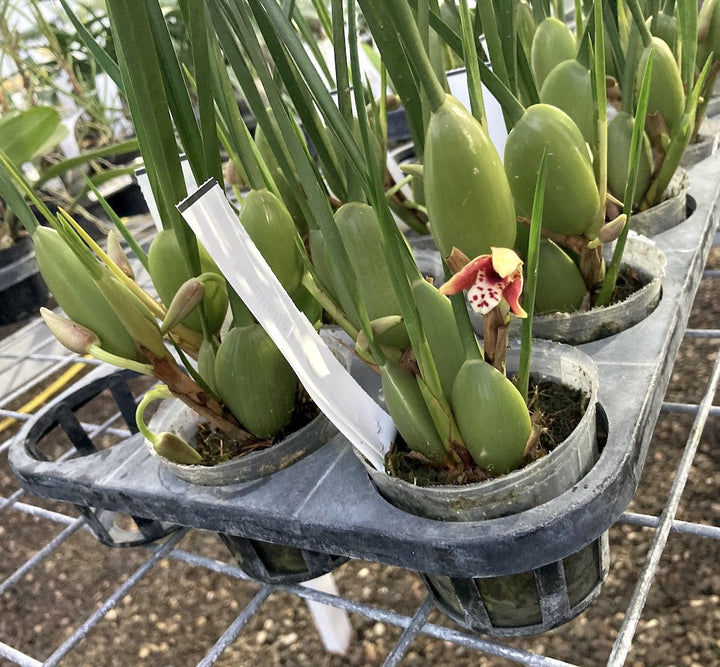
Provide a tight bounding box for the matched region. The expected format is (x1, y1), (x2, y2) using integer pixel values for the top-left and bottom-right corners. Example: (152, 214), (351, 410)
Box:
(452, 359), (532, 475)
(424, 94), (516, 260)
(214, 324), (297, 439)
(505, 103), (600, 238)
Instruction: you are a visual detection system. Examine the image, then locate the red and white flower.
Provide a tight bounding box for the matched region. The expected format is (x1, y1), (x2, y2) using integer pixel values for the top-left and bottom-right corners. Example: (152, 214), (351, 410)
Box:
(439, 247), (527, 317)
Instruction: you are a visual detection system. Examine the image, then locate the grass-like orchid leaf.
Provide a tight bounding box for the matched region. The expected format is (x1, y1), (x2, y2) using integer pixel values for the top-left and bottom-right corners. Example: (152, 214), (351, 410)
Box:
(596, 50), (654, 307)
(518, 147), (548, 403)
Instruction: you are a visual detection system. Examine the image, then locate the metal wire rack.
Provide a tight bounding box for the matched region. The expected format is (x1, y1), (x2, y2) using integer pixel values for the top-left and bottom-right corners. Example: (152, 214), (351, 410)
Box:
(1, 215), (719, 666)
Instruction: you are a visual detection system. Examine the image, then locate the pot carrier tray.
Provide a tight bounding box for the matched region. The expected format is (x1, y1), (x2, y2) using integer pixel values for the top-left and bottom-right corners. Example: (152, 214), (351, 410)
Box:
(10, 154), (720, 581)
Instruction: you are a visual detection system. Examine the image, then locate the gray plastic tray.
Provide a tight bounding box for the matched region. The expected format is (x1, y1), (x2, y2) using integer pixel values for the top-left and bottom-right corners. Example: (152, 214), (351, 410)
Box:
(10, 153), (720, 579)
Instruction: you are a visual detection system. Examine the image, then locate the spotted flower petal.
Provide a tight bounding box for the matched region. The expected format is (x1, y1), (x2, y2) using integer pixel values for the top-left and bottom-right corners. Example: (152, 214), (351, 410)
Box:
(440, 248), (527, 317)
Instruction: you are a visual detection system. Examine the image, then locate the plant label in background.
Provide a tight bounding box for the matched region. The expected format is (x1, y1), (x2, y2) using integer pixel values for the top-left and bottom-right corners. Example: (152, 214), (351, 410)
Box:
(136, 155), (197, 231)
(178, 180), (394, 471)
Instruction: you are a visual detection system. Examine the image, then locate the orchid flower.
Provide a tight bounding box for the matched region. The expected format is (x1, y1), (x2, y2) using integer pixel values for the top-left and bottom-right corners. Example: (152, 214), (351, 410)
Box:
(440, 247), (527, 318)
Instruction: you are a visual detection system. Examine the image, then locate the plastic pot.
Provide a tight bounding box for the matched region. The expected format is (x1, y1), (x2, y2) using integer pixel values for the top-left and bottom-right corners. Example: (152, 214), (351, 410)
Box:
(364, 341), (605, 635)
(0, 235), (49, 325)
(219, 534), (348, 585)
(631, 167), (690, 237)
(507, 235), (666, 345)
(680, 118), (720, 169)
(367, 343), (598, 521)
(146, 398), (339, 486)
(145, 399), (348, 584)
(144, 335), (352, 583)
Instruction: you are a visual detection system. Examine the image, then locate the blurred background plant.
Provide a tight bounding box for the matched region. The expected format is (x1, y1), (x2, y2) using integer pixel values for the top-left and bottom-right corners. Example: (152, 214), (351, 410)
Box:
(0, 0), (142, 238)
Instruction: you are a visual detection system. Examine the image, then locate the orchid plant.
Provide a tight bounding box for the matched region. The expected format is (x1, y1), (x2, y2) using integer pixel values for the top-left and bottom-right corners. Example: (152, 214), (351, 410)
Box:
(0, 1), (663, 484)
(375, 0), (705, 315)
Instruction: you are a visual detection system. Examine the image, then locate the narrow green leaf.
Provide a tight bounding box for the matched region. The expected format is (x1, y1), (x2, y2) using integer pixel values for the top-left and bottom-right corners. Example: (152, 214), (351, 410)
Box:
(83, 175), (149, 270)
(57, 0), (124, 89)
(380, 0), (447, 113)
(603, 0), (626, 77)
(676, 0), (697, 100)
(293, 5), (335, 88)
(597, 50), (654, 307)
(310, 0), (333, 40)
(105, 1), (185, 228)
(476, 0), (510, 90)
(625, 0), (652, 47)
(459, 0), (487, 126)
(143, 0), (208, 187)
(0, 147), (54, 229)
(33, 138), (140, 189)
(357, 0), (427, 156)
(518, 148), (548, 403)
(409, 0), (526, 127)
(207, 41), (266, 191)
(186, 2), (223, 184)
(593, 0), (608, 232)
(332, 0), (363, 202)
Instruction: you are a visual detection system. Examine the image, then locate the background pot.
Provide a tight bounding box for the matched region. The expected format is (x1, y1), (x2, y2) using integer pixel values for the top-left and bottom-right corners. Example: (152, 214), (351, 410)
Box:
(408, 225), (666, 346)
(365, 341), (607, 635)
(631, 167), (690, 236)
(0, 235), (49, 325)
(510, 235), (666, 345)
(680, 118), (720, 168)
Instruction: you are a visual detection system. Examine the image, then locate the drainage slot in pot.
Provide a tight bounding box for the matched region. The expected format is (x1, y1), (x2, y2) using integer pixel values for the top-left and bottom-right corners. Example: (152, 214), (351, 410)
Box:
(219, 533), (348, 584)
(422, 531), (610, 636)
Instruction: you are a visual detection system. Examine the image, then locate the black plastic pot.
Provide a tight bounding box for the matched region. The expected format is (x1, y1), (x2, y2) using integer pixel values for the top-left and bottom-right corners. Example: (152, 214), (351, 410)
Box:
(88, 180), (149, 219)
(34, 176), (149, 242)
(0, 235), (49, 326)
(219, 534), (348, 585)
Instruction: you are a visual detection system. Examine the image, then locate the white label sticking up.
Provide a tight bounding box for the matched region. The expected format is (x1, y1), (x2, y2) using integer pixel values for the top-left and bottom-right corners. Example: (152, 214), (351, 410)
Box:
(178, 180), (394, 471)
(136, 154), (198, 231)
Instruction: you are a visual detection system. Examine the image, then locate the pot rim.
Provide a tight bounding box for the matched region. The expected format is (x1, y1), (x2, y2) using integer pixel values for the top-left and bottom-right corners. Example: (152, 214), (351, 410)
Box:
(146, 398), (334, 483)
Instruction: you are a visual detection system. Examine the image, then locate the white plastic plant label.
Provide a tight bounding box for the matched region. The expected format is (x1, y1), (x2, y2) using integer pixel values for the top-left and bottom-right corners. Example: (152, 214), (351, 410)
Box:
(178, 179), (394, 471)
(136, 154), (197, 231)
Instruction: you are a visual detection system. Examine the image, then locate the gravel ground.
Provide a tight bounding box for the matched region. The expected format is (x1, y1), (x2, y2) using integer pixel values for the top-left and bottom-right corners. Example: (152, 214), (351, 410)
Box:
(0, 243), (719, 666)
